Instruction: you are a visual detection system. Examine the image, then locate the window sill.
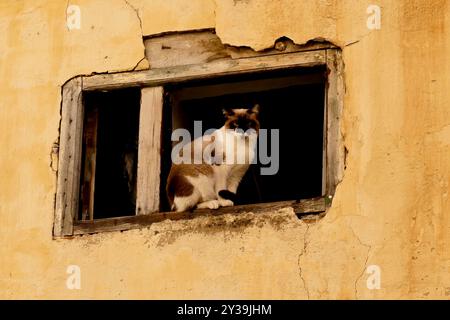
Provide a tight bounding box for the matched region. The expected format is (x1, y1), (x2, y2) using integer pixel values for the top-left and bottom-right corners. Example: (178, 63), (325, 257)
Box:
(69, 197), (328, 237)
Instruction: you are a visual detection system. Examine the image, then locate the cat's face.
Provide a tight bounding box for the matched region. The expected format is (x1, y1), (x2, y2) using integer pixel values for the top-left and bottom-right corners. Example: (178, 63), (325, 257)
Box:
(223, 104), (260, 134)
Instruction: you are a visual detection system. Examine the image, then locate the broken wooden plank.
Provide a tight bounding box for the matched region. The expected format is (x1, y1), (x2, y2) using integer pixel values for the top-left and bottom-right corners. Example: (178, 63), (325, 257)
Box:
(135, 86), (164, 215)
(73, 197), (326, 235)
(80, 106), (99, 221)
(325, 49), (345, 196)
(82, 50), (326, 91)
(54, 77), (84, 237)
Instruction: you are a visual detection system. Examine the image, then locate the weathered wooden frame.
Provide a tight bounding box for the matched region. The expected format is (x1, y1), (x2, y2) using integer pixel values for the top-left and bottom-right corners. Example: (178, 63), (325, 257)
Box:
(53, 32), (344, 237)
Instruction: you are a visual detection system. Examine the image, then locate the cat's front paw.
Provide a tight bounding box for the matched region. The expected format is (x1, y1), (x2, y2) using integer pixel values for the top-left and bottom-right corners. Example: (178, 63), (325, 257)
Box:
(197, 200), (220, 210)
(218, 199), (234, 207)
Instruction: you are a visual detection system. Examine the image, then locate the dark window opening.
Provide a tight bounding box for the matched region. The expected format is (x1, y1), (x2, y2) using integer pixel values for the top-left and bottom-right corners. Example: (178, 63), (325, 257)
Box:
(79, 88), (140, 220)
(161, 66), (326, 211)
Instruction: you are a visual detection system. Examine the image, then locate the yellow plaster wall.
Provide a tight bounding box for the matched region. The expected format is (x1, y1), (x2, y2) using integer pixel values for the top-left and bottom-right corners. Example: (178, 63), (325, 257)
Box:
(0, 0), (449, 299)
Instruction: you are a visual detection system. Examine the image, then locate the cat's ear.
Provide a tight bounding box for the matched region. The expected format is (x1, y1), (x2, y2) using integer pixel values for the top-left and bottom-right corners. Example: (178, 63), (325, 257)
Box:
(248, 104), (260, 115)
(222, 108), (235, 118)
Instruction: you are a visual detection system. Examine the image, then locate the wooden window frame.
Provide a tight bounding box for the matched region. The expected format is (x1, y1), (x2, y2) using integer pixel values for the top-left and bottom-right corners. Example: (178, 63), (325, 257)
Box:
(53, 33), (344, 237)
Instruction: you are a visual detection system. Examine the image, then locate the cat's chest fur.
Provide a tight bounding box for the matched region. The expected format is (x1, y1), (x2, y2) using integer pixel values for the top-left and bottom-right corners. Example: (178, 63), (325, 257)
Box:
(212, 127), (257, 166)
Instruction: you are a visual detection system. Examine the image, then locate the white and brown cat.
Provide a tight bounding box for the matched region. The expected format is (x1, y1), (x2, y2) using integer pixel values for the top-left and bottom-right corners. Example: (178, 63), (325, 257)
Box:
(166, 104), (260, 212)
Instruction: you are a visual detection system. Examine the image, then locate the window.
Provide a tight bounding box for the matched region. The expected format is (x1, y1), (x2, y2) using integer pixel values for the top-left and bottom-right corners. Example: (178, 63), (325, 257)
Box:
(80, 88), (141, 220)
(53, 30), (344, 237)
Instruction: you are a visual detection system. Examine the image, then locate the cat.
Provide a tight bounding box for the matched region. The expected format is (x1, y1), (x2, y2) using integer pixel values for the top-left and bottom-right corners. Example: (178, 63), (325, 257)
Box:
(166, 104), (260, 212)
